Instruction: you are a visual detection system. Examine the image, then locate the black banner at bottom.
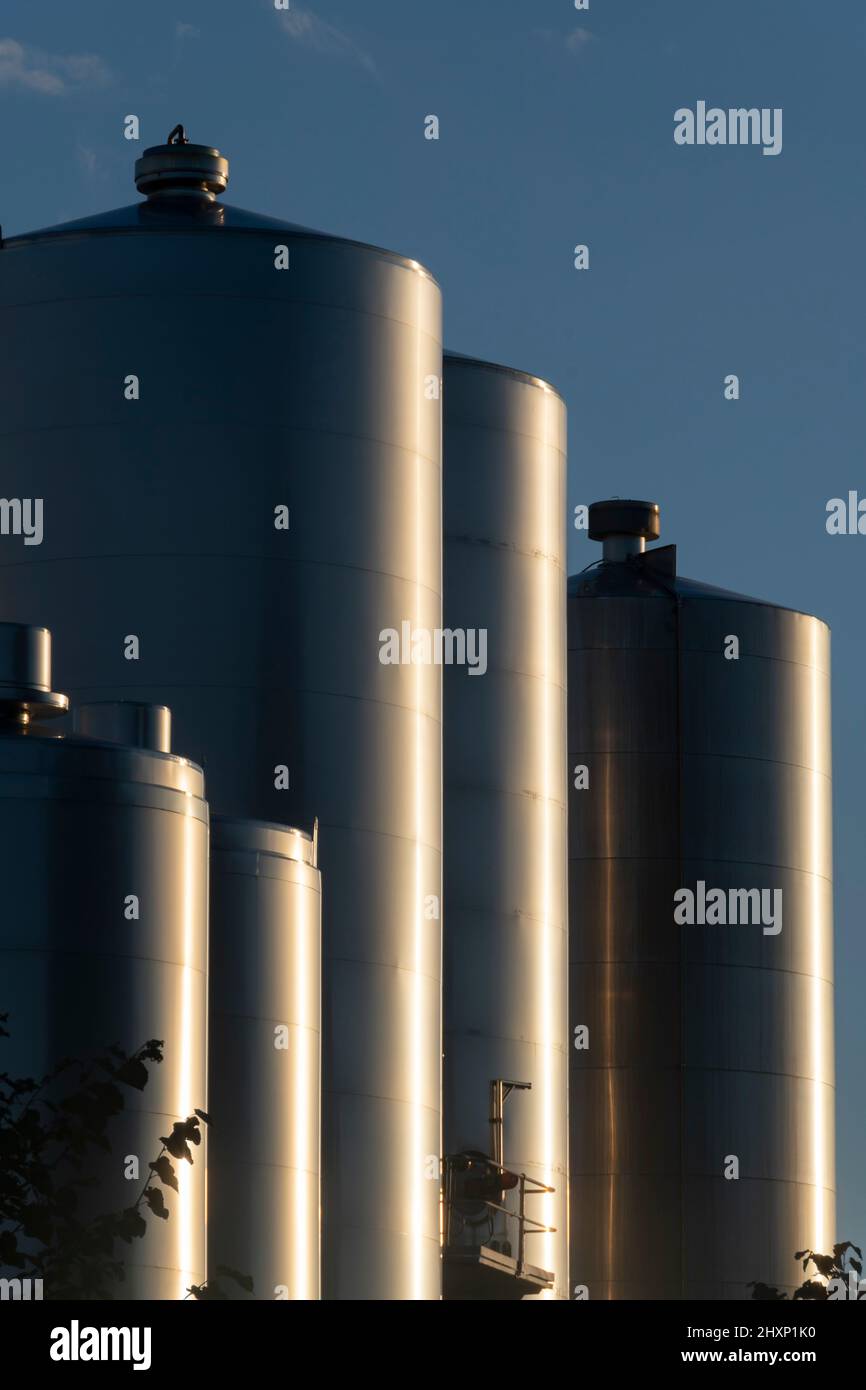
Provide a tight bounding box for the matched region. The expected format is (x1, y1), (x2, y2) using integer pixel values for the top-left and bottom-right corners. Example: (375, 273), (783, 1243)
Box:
(1, 1294), (860, 1377)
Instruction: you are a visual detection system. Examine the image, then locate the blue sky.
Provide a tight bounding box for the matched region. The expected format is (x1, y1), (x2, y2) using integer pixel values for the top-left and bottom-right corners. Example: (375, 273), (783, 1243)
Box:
(1, 0), (864, 1254)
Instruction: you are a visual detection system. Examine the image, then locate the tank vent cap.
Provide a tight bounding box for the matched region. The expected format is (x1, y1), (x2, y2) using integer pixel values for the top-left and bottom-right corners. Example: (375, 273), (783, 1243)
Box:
(588, 499), (660, 543)
(135, 126), (229, 202)
(75, 702), (172, 754)
(0, 623), (68, 723)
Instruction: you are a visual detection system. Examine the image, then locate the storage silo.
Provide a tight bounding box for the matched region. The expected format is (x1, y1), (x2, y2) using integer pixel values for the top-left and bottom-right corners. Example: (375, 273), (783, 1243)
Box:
(208, 816), (321, 1300)
(0, 132), (442, 1299)
(568, 501), (834, 1299)
(0, 627), (208, 1299)
(442, 353), (568, 1298)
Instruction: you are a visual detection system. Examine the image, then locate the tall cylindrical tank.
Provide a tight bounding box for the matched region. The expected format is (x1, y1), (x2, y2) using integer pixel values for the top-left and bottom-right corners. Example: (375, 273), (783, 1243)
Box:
(443, 353), (568, 1297)
(568, 501), (834, 1299)
(0, 626), (208, 1299)
(0, 135), (442, 1299)
(208, 816), (321, 1300)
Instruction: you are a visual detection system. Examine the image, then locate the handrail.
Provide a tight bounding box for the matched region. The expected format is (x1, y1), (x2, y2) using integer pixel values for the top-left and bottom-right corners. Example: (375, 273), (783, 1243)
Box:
(442, 1153), (556, 1279)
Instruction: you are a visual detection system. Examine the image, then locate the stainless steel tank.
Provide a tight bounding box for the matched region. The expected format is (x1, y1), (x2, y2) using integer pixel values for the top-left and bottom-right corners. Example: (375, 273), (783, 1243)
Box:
(568, 501), (834, 1299)
(0, 627), (208, 1299)
(443, 353), (569, 1298)
(208, 816), (321, 1300)
(0, 132), (443, 1299)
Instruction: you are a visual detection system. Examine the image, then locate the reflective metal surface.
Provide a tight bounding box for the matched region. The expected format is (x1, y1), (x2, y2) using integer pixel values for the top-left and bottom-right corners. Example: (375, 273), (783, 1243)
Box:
(443, 354), (569, 1297)
(0, 140), (443, 1300)
(75, 700), (172, 753)
(208, 817), (321, 1300)
(0, 633), (208, 1300)
(568, 525), (835, 1299)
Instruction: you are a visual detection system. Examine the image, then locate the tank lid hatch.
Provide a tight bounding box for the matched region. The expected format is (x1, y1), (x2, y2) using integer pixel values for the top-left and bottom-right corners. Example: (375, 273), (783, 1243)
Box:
(0, 623), (68, 721)
(75, 701), (172, 753)
(134, 125), (229, 202)
(588, 499), (660, 542)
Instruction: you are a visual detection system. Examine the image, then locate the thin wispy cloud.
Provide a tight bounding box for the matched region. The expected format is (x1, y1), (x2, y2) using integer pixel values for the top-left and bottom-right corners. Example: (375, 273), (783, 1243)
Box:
(75, 142), (99, 178)
(533, 26), (596, 58)
(0, 38), (111, 94)
(279, 7), (378, 79)
(171, 20), (201, 73)
(566, 27), (594, 55)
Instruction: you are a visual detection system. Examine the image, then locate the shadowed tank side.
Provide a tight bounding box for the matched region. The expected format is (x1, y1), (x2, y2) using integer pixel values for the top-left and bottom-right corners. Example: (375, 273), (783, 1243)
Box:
(568, 501), (835, 1299)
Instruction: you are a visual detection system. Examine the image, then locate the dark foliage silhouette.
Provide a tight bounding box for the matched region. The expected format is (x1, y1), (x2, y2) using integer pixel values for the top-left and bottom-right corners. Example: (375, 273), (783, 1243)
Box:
(0, 1011), (236, 1299)
(750, 1242), (863, 1300)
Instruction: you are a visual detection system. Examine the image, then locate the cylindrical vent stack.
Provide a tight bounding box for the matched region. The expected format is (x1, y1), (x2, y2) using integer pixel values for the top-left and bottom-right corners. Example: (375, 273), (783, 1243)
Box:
(75, 700), (172, 753)
(208, 817), (322, 1300)
(0, 627), (208, 1299)
(0, 135), (443, 1299)
(443, 353), (569, 1297)
(568, 502), (835, 1298)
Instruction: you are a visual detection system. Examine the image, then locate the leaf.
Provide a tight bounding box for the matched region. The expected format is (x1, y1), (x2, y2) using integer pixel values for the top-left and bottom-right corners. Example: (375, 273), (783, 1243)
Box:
(749, 1281), (787, 1302)
(0, 1230), (25, 1268)
(143, 1186), (169, 1221)
(160, 1125), (193, 1165)
(16, 1109), (46, 1141)
(149, 1154), (179, 1193)
(55, 1185), (79, 1218)
(28, 1162), (54, 1196)
(21, 1205), (53, 1243)
(216, 1264), (254, 1294)
(188, 1280), (228, 1300)
(0, 1169), (23, 1198)
(179, 1116), (202, 1146)
(160, 1116), (201, 1162)
(115, 1206), (148, 1245)
(10, 1077), (39, 1097)
(114, 1058), (149, 1092)
(793, 1279), (828, 1301)
(194, 1109), (210, 1125)
(59, 1080), (124, 1132)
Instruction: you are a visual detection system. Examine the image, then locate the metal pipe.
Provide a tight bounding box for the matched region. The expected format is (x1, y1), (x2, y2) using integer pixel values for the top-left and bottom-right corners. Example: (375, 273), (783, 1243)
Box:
(602, 534), (645, 562)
